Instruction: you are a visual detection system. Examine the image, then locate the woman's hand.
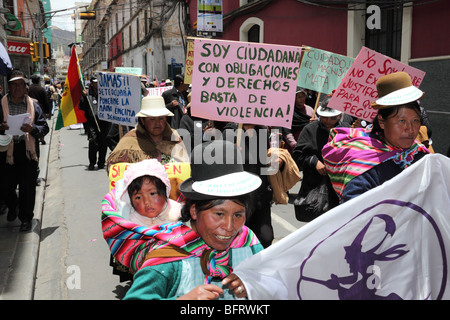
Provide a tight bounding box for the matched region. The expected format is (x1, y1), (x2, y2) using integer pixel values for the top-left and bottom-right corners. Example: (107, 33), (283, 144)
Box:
(0, 121), (9, 131)
(316, 160), (327, 176)
(222, 273), (248, 299)
(177, 284), (224, 300)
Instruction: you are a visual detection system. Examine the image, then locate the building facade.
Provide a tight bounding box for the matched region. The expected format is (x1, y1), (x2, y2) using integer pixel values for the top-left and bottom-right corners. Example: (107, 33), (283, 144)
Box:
(188, 0), (450, 153)
(81, 0), (189, 81)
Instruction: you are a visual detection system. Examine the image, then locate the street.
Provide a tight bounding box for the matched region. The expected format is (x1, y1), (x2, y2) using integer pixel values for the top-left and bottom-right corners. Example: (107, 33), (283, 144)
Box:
(33, 120), (307, 300)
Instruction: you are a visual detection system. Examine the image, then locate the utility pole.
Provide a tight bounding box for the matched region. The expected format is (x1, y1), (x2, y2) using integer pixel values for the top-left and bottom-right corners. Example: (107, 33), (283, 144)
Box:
(36, 11), (45, 76)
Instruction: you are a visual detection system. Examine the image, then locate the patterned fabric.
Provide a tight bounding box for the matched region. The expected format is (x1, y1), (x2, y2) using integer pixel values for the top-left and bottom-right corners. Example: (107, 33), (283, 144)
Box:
(322, 126), (429, 200)
(101, 191), (260, 283)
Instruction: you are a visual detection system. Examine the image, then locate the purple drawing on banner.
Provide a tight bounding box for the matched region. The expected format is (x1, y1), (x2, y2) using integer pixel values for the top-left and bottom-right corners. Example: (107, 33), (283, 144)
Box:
(297, 200), (447, 300)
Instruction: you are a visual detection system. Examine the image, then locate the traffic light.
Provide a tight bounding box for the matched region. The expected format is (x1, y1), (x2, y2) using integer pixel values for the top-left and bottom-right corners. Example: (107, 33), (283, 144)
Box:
(43, 43), (50, 59)
(30, 42), (40, 61)
(29, 42), (35, 56)
(79, 11), (96, 20)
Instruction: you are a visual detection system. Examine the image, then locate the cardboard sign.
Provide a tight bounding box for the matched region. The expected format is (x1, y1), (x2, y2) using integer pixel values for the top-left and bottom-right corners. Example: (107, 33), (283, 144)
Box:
(109, 162), (191, 192)
(190, 38), (303, 128)
(97, 72), (142, 126)
(297, 46), (354, 94)
(328, 47), (426, 122)
(184, 40), (195, 84)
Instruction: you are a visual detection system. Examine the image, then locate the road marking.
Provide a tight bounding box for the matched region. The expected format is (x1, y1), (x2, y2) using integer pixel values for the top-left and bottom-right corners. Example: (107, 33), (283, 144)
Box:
(272, 212), (299, 233)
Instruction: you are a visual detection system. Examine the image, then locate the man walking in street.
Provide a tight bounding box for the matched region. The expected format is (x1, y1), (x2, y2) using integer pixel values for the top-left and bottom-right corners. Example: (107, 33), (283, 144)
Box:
(79, 76), (111, 170)
(0, 71), (49, 231)
(162, 74), (189, 129)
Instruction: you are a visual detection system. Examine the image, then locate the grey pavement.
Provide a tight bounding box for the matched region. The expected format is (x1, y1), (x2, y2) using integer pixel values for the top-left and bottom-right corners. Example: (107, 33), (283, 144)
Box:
(0, 117), (52, 300)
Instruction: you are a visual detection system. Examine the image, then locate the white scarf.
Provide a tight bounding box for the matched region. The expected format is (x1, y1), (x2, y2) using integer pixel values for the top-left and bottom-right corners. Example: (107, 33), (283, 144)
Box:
(1, 95), (37, 165)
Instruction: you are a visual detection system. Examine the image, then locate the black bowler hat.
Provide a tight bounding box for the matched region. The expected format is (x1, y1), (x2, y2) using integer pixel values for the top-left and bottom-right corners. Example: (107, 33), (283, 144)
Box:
(179, 140), (262, 200)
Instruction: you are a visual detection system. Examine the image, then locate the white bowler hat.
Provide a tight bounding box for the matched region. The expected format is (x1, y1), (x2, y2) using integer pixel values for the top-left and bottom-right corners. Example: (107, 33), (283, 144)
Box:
(136, 95), (174, 117)
(316, 106), (342, 118)
(0, 134), (12, 152)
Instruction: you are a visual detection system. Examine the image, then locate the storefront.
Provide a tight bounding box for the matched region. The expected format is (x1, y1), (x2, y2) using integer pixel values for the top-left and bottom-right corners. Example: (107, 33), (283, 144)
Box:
(7, 38), (34, 77)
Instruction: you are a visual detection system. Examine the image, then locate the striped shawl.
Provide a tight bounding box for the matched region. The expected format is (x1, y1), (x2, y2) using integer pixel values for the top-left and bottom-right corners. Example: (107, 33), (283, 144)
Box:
(321, 127), (429, 200)
(101, 191), (260, 283)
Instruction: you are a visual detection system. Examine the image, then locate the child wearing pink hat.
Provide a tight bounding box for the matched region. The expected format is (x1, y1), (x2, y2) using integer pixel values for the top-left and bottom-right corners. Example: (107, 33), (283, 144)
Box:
(110, 159), (181, 227)
(102, 159), (182, 282)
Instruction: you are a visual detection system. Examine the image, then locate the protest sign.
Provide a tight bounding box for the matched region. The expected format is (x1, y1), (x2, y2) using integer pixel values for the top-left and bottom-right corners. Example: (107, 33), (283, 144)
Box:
(235, 154), (450, 300)
(328, 47), (426, 122)
(115, 67), (142, 76)
(184, 39), (195, 84)
(146, 86), (173, 96)
(190, 38), (303, 128)
(297, 46), (354, 95)
(97, 72), (142, 126)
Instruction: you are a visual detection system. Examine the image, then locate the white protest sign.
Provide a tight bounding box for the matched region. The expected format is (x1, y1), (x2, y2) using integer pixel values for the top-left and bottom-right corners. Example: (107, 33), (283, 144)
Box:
(115, 67), (142, 76)
(146, 86), (173, 96)
(97, 72), (141, 126)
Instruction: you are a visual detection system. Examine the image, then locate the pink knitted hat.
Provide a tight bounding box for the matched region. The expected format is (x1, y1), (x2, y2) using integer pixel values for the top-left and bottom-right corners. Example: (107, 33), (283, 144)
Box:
(120, 159), (171, 203)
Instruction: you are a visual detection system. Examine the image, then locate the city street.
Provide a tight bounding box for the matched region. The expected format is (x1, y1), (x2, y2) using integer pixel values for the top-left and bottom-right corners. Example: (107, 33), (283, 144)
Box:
(31, 119), (307, 300)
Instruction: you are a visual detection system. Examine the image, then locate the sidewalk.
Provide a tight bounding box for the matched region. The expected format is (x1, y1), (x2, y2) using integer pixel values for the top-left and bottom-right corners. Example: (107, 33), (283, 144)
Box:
(0, 118), (53, 300)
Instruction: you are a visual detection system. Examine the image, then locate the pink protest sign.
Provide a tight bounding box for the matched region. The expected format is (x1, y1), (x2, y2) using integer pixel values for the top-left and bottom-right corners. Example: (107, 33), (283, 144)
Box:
(190, 38), (303, 128)
(328, 47), (426, 122)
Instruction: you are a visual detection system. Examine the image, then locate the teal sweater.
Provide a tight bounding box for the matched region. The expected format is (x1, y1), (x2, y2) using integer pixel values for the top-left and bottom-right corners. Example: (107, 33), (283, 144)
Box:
(124, 244), (263, 300)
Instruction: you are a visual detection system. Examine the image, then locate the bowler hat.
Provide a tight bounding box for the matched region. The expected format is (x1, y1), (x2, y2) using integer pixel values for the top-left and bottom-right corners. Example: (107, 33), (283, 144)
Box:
(179, 140), (262, 200)
(317, 106), (341, 118)
(371, 72), (425, 109)
(136, 95), (174, 117)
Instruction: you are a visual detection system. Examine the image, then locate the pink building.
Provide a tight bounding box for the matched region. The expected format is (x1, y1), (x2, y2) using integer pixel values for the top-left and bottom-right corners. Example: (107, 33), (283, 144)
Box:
(188, 0), (450, 153)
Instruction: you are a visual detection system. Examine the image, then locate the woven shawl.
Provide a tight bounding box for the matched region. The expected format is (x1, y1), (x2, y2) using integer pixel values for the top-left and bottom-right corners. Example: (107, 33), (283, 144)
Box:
(322, 127), (429, 200)
(101, 191), (260, 283)
(106, 122), (189, 169)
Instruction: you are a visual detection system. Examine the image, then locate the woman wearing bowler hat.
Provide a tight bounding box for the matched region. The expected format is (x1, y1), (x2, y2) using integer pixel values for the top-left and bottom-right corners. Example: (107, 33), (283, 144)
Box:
(322, 71), (430, 203)
(106, 95), (189, 171)
(103, 140), (264, 300)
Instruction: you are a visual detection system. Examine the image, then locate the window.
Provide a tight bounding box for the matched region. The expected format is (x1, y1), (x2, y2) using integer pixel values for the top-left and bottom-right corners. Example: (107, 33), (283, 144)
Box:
(247, 25), (260, 43)
(129, 25), (132, 48)
(365, 2), (403, 60)
(137, 18), (140, 42)
(239, 17), (264, 43)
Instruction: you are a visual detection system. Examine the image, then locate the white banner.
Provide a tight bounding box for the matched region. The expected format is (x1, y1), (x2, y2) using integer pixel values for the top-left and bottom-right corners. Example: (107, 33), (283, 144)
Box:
(235, 154), (450, 300)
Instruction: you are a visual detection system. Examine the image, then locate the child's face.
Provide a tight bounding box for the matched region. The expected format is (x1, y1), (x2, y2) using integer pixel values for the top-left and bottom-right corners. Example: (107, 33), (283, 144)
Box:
(131, 178), (166, 219)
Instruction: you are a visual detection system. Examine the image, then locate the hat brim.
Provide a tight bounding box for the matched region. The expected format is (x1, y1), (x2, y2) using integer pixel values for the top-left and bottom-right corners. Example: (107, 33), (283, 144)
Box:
(136, 109), (174, 117)
(8, 76), (26, 83)
(371, 86), (425, 109)
(317, 108), (342, 118)
(179, 171), (262, 200)
(0, 135), (12, 152)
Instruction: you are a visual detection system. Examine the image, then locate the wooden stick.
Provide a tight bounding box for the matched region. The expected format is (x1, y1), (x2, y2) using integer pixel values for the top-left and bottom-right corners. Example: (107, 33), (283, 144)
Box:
(236, 123), (243, 147)
(311, 92), (321, 120)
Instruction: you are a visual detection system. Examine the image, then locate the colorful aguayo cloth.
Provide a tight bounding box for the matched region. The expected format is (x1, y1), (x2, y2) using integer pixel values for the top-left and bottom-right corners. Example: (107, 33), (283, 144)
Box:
(321, 127), (429, 200)
(102, 192), (260, 284)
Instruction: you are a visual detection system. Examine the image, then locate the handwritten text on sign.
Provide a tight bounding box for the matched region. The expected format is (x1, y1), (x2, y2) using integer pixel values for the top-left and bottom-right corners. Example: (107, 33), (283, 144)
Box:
(328, 47), (426, 122)
(297, 46), (354, 94)
(190, 39), (303, 128)
(98, 72), (141, 126)
(184, 40), (195, 84)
